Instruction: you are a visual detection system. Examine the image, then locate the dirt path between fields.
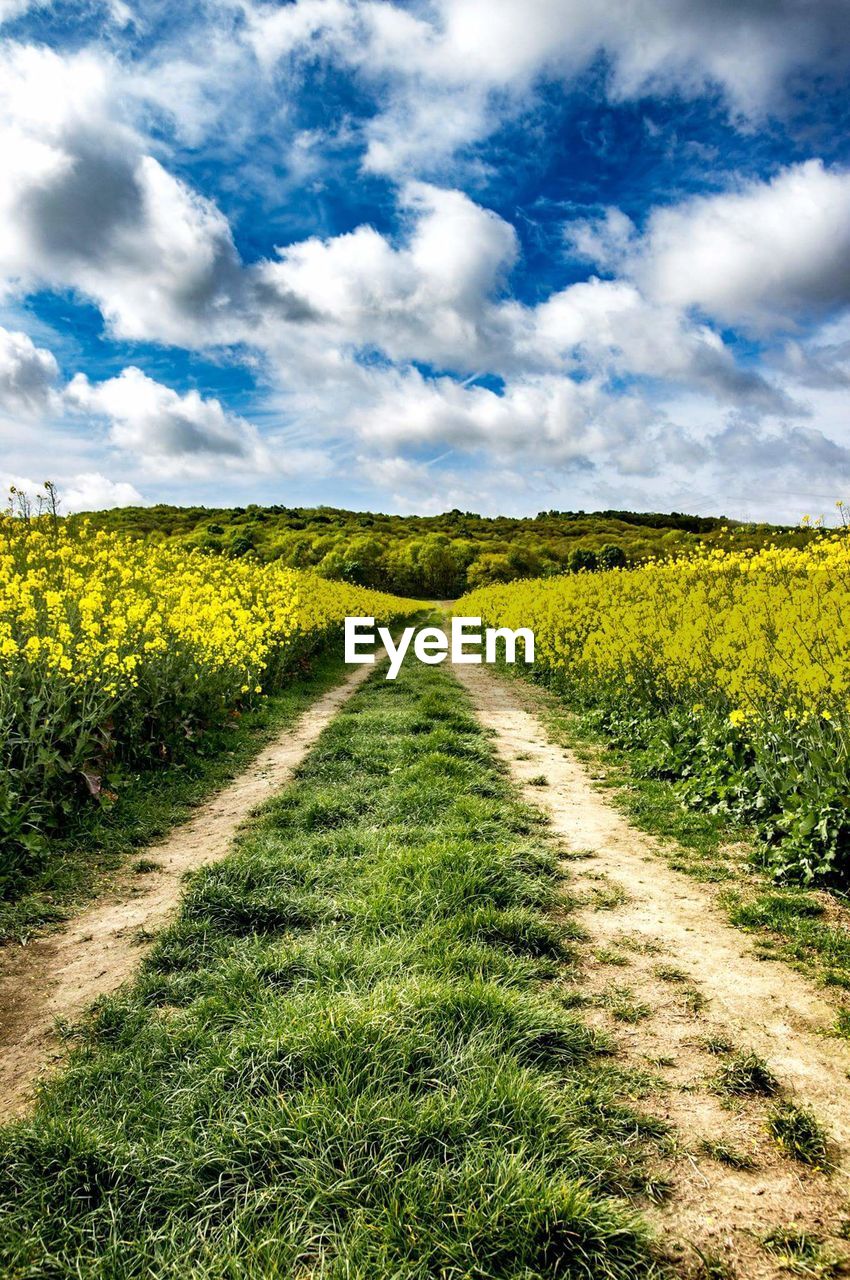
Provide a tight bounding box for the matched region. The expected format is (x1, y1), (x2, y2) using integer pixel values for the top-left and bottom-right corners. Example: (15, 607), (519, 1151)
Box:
(0, 663), (374, 1120)
(455, 662), (850, 1279)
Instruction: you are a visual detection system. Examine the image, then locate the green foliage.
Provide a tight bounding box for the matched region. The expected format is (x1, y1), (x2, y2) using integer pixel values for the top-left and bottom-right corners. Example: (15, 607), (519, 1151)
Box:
(535, 669), (850, 884)
(568, 547), (599, 573)
(599, 543), (628, 571)
(70, 503), (814, 597)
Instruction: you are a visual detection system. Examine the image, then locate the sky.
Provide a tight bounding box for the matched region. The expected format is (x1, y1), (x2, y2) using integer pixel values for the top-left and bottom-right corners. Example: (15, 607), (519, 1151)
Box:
(1, 1), (850, 521)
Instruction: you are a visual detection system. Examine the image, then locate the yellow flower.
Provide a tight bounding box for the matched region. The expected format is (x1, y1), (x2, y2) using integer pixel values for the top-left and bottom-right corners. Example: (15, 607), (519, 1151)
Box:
(0, 516), (422, 711)
(454, 528), (850, 729)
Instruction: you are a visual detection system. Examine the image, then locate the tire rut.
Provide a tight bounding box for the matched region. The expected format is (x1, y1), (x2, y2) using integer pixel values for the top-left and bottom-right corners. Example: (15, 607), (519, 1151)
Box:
(0, 663), (373, 1118)
(453, 661), (850, 1276)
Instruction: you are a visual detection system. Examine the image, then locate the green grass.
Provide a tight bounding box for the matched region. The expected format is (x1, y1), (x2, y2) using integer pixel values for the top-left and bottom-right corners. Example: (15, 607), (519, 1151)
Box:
(697, 1140), (757, 1171)
(767, 1102), (832, 1169)
(652, 965), (688, 984)
(600, 985), (653, 1025)
(699, 1034), (734, 1055)
(0, 648), (351, 944)
(0, 661), (667, 1279)
(761, 1227), (842, 1276)
(689, 1246), (734, 1279)
(713, 1051), (779, 1097)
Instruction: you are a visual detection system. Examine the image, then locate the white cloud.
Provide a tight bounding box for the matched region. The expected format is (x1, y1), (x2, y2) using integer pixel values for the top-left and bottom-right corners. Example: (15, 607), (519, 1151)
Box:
(565, 208), (638, 270)
(257, 181), (518, 369)
(710, 419), (850, 482)
(0, 325), (59, 415)
(0, 470), (145, 513)
(62, 472), (146, 512)
(0, 43), (245, 346)
(244, 0), (850, 172)
(582, 161), (850, 331)
(526, 278), (793, 409)
(1, 18), (847, 522)
(0, 0), (37, 22)
(359, 453), (544, 516)
(351, 365), (705, 476)
(62, 365), (337, 483)
(65, 367), (271, 477)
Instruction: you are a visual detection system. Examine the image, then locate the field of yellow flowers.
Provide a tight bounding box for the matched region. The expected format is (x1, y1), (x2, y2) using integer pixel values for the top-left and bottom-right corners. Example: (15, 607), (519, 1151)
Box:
(458, 532), (850, 882)
(0, 516), (420, 895)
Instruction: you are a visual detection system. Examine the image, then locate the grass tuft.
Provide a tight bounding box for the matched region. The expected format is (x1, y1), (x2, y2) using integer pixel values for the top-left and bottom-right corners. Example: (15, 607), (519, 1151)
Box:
(690, 1244), (735, 1279)
(698, 1139), (757, 1170)
(699, 1034), (734, 1055)
(761, 1226), (842, 1276)
(714, 1051), (779, 1097)
(766, 1101), (831, 1169)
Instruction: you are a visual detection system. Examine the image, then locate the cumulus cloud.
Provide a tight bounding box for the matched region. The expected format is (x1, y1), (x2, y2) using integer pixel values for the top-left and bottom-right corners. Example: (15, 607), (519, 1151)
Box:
(709, 420), (850, 497)
(575, 161), (850, 331)
(359, 452), (544, 516)
(779, 337), (850, 390)
(61, 365), (336, 484)
(525, 278), (794, 410)
(2, 12), (848, 520)
(0, 325), (59, 415)
(62, 472), (146, 512)
(257, 182), (518, 369)
(65, 367), (271, 477)
(0, 43), (245, 346)
(566, 208), (638, 270)
(256, 183), (790, 412)
(0, 470), (145, 513)
(0, 0), (36, 22)
(351, 365), (706, 477)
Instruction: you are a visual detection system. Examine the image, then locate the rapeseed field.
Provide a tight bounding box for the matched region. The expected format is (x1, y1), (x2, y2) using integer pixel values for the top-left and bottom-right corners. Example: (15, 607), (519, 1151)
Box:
(459, 532), (850, 881)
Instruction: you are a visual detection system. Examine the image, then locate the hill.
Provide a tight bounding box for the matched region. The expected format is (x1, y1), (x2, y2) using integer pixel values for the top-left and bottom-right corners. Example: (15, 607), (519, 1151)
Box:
(70, 504), (815, 597)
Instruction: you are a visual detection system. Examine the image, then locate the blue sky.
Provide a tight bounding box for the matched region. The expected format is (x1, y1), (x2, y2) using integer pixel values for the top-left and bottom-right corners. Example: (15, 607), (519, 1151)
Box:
(1, 0), (850, 520)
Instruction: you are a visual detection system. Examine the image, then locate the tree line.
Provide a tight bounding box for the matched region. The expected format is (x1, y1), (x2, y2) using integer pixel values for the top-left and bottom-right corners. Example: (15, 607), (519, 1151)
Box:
(70, 504), (815, 598)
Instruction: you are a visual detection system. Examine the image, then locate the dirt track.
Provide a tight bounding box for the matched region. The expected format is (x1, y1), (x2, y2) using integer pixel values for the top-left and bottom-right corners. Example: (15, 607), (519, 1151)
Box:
(0, 663), (373, 1118)
(5, 652), (850, 1273)
(455, 662), (850, 1276)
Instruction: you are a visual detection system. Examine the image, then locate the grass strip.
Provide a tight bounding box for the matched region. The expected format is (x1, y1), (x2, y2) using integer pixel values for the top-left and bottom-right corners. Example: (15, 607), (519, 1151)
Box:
(0, 661), (665, 1279)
